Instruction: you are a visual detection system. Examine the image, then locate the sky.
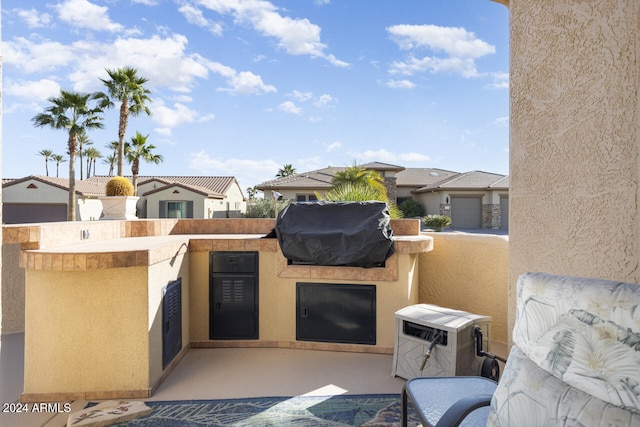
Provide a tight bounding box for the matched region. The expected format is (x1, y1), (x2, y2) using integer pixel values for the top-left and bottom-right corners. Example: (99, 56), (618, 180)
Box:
(1, 0), (510, 193)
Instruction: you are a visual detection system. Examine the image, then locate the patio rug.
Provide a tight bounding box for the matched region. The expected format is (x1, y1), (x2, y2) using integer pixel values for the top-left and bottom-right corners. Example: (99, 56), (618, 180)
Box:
(102, 394), (422, 426)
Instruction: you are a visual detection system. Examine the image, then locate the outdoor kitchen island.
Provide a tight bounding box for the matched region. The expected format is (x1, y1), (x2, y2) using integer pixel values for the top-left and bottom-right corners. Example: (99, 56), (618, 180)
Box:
(12, 217), (432, 402)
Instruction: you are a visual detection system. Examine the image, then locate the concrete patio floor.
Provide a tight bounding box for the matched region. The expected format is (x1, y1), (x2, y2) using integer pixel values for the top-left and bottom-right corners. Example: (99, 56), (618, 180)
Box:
(0, 333), (407, 427)
(0, 332), (507, 427)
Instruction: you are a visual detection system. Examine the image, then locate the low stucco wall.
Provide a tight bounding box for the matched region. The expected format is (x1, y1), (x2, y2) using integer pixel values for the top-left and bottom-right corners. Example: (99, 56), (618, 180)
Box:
(419, 232), (509, 344)
(22, 252), (189, 400)
(1, 243), (24, 334)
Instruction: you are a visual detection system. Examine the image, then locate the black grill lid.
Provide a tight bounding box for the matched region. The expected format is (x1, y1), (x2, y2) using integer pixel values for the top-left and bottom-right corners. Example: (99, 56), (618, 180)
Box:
(274, 201), (394, 268)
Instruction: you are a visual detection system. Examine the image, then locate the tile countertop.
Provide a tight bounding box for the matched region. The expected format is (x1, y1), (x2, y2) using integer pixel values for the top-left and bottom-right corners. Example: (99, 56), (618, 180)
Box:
(20, 234), (433, 271)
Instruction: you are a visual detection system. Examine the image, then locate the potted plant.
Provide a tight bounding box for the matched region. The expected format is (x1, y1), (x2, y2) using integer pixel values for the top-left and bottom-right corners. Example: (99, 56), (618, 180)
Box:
(99, 176), (139, 220)
(422, 214), (452, 232)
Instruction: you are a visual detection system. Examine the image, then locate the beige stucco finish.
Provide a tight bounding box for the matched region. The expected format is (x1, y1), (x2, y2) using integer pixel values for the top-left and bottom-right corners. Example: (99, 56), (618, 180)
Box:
(509, 0), (640, 339)
(420, 232), (508, 344)
(189, 249), (420, 350)
(23, 253), (188, 398)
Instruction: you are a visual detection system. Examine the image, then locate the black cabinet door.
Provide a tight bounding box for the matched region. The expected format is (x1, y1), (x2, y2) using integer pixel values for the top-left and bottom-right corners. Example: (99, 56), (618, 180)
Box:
(210, 275), (258, 339)
(296, 283), (376, 345)
(163, 278), (182, 368)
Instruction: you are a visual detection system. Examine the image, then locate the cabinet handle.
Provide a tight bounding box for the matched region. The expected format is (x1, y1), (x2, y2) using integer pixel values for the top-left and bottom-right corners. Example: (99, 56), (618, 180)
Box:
(301, 307), (308, 318)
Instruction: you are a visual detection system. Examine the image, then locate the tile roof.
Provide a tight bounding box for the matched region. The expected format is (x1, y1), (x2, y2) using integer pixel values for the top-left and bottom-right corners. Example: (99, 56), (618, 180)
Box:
(86, 175), (237, 197)
(2, 175), (107, 196)
(4, 175), (238, 197)
(359, 162), (405, 171)
(256, 166), (464, 190)
(413, 170), (508, 192)
(395, 168), (459, 187)
(256, 167), (341, 189)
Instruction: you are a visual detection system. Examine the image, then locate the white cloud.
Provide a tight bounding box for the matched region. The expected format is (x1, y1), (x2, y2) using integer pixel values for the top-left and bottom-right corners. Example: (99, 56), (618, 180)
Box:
(132, 0), (159, 5)
(385, 79), (415, 89)
(312, 94), (335, 107)
(6, 33), (275, 97)
(294, 156), (324, 172)
(389, 56), (479, 78)
(289, 90), (314, 102)
(194, 0), (348, 67)
(386, 24), (495, 78)
(4, 78), (61, 100)
(279, 101), (302, 115)
(221, 71), (277, 95)
(326, 141), (342, 152)
(486, 72), (509, 89)
(52, 0), (124, 32)
(189, 150), (281, 188)
(68, 34), (211, 93)
(179, 3), (224, 36)
(347, 148), (430, 163)
(494, 116), (509, 127)
(4, 37), (76, 73)
(151, 99), (215, 135)
(13, 8), (52, 28)
(387, 24), (494, 57)
(285, 91), (335, 107)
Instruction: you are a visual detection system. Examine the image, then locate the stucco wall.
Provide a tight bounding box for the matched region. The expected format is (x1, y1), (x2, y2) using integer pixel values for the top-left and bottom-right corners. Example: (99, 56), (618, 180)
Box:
(3, 179), (68, 203)
(22, 252), (189, 398)
(1, 243), (24, 334)
(509, 1), (640, 338)
(419, 232), (508, 344)
(145, 188), (204, 218)
(189, 249), (421, 351)
(24, 267), (151, 394)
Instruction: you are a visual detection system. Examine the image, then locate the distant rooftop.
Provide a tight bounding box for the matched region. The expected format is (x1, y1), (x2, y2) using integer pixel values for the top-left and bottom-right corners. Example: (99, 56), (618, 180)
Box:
(256, 163), (507, 191)
(3, 175), (239, 198)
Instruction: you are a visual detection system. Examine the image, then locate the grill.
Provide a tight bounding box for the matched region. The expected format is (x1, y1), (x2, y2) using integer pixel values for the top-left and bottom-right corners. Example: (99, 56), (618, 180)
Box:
(274, 201), (394, 268)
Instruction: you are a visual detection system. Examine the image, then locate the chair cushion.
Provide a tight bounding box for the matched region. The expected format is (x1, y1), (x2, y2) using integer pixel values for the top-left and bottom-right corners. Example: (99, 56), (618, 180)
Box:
(487, 346), (640, 426)
(510, 272), (640, 413)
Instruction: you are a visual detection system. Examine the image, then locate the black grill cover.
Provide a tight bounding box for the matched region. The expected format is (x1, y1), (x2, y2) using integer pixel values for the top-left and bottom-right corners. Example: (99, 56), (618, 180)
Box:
(274, 201), (394, 267)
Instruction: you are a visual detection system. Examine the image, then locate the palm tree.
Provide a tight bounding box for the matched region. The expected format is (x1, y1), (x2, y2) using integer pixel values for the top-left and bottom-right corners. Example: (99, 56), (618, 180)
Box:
(84, 147), (102, 178)
(77, 132), (93, 179)
(98, 67), (152, 177)
(38, 149), (54, 176)
(125, 131), (163, 194)
(102, 155), (117, 176)
(319, 182), (403, 218)
(331, 163), (387, 197)
(103, 141), (119, 175)
(51, 154), (67, 178)
(276, 164), (296, 178)
(32, 90), (104, 221)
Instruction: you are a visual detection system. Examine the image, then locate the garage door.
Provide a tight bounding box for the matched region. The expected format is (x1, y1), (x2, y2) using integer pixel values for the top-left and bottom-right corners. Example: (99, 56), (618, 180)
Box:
(3, 203), (67, 224)
(451, 197), (482, 229)
(500, 196), (509, 230)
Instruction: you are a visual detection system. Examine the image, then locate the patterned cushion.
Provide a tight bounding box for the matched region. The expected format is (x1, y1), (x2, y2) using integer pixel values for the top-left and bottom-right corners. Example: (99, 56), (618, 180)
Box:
(487, 346), (640, 426)
(487, 272), (640, 426)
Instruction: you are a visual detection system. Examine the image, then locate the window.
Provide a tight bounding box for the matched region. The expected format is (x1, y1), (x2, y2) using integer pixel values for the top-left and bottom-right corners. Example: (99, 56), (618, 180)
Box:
(167, 201), (186, 218)
(160, 200), (194, 218)
(296, 194), (318, 202)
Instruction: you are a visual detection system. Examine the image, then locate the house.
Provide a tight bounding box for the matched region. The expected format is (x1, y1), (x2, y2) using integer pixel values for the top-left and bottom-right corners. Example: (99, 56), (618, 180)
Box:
(413, 171), (509, 230)
(2, 176), (105, 223)
(2, 175), (247, 223)
(255, 162), (509, 230)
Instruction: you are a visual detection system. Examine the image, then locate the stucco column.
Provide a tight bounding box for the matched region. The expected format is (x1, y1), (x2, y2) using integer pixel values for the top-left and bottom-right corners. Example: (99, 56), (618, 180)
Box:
(509, 0), (640, 340)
